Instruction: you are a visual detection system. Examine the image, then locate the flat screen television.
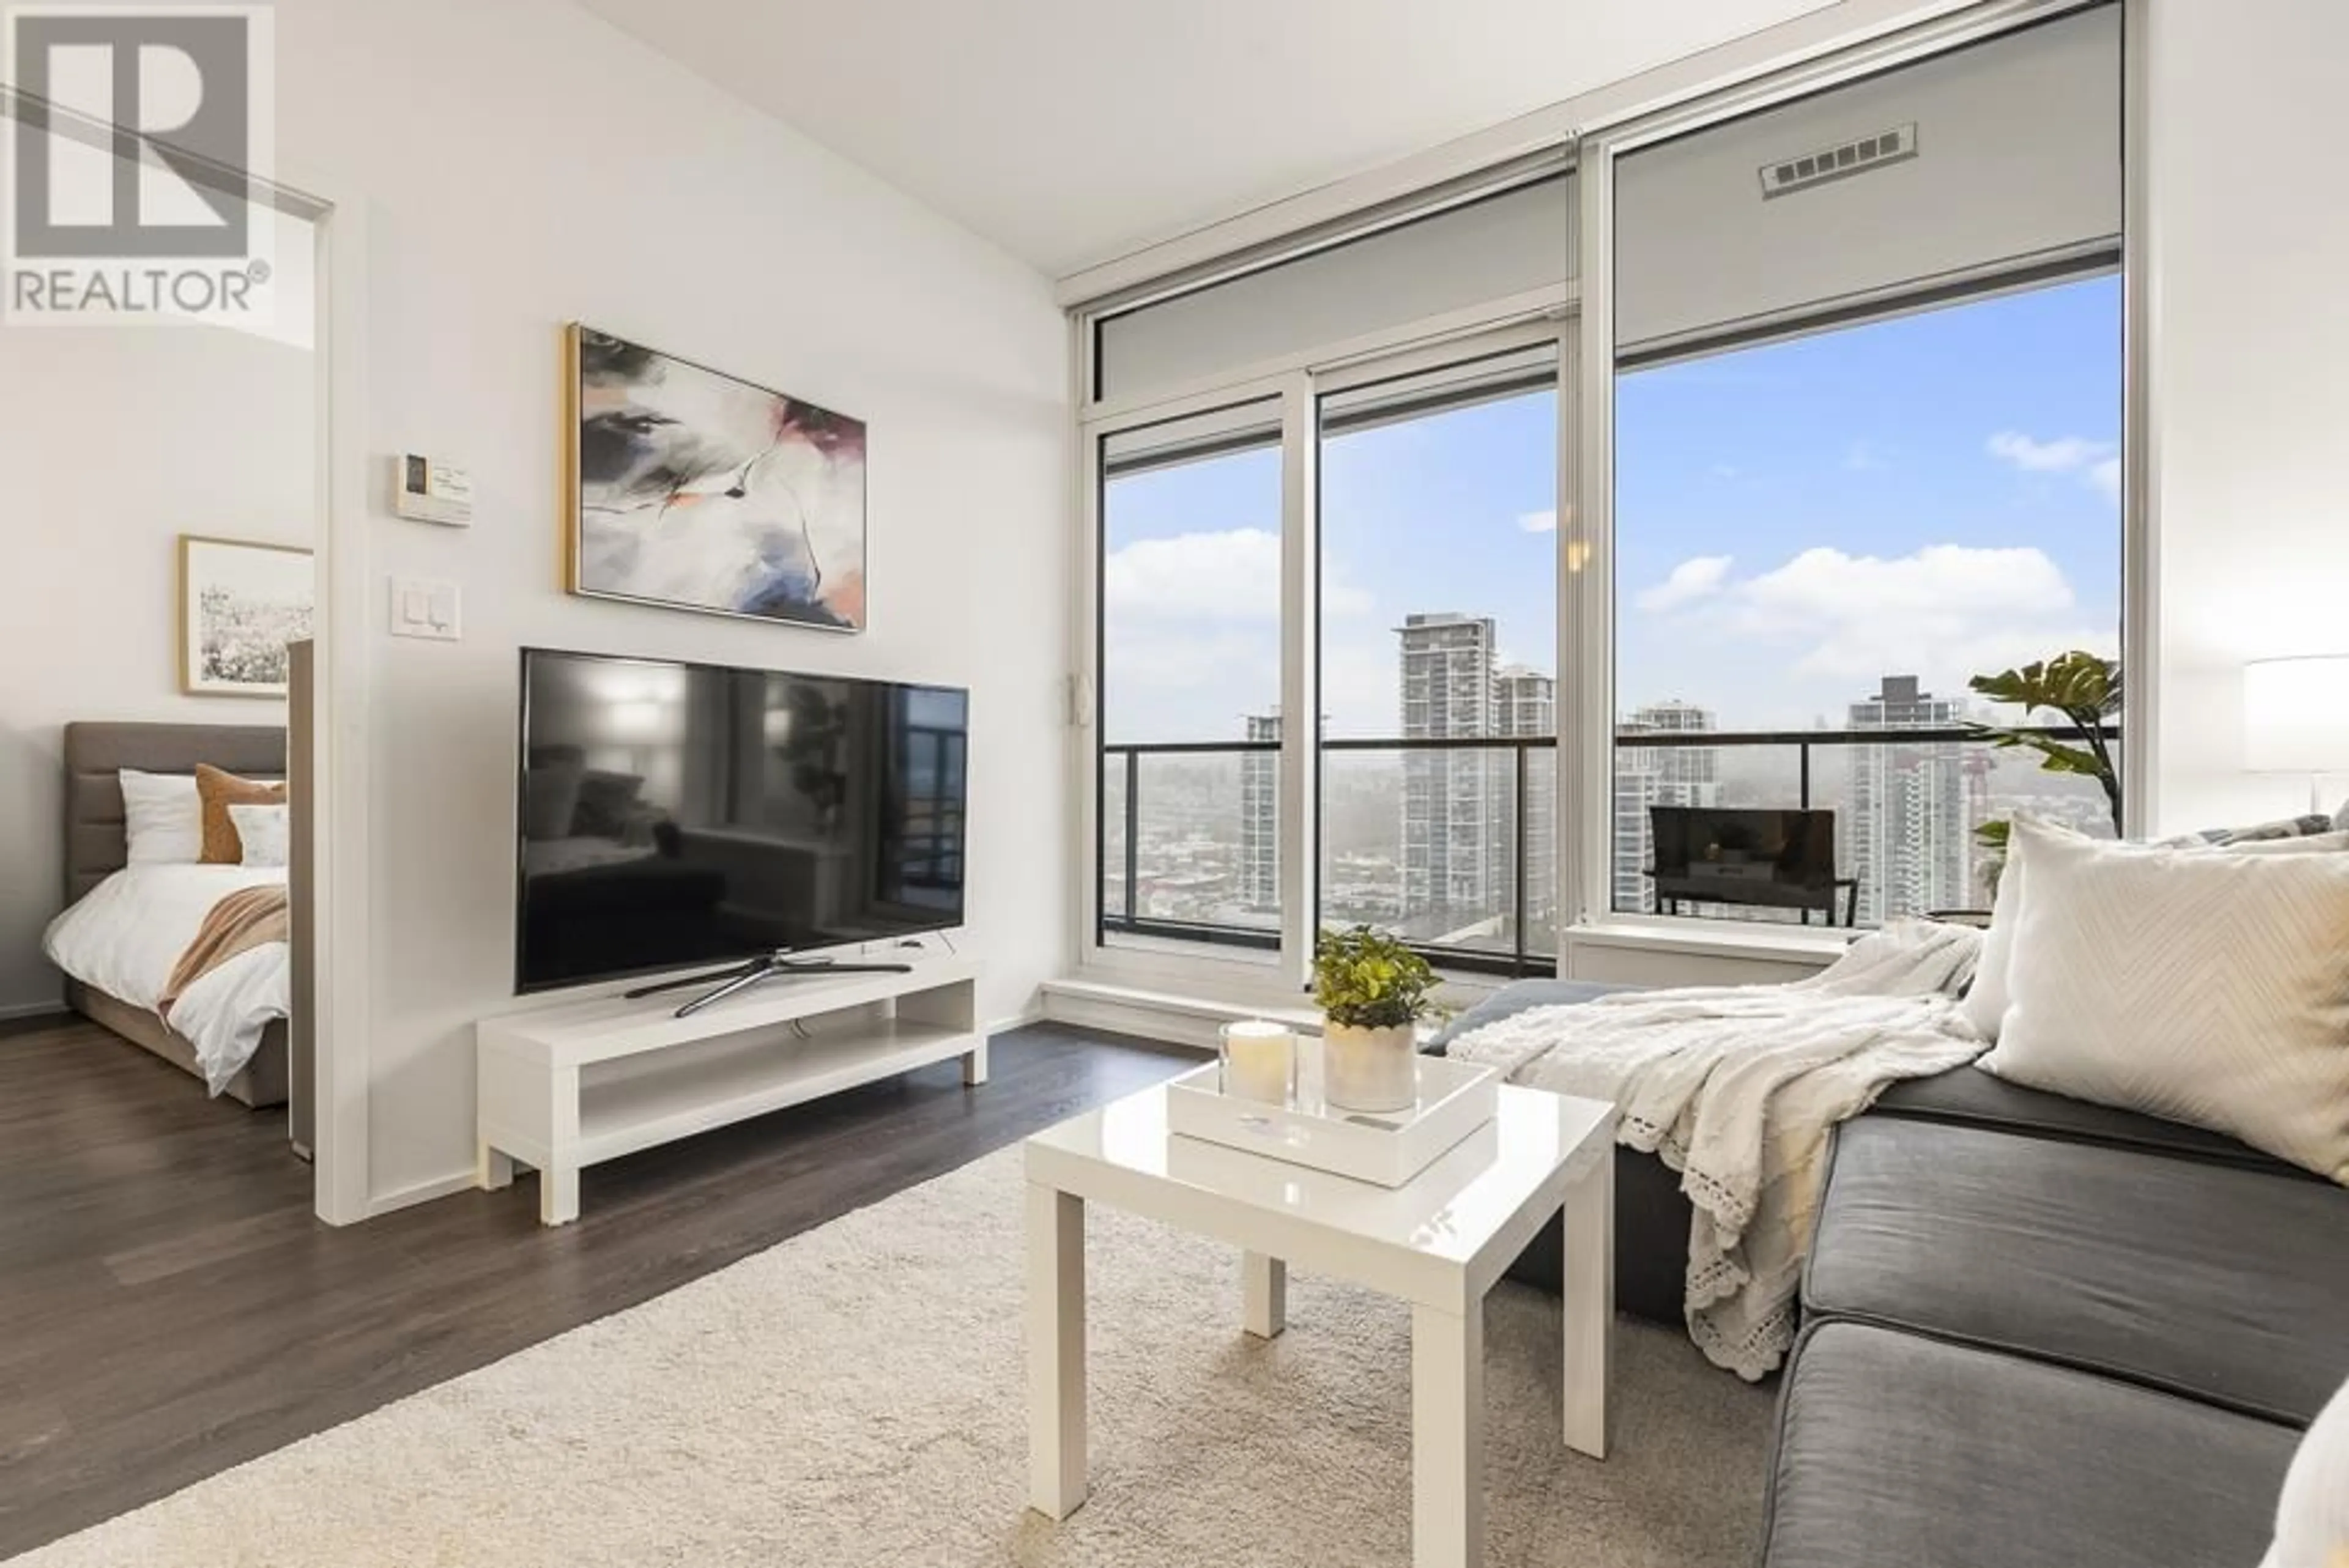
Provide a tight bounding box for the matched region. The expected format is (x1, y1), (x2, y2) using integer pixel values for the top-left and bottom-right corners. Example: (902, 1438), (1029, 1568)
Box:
(516, 648), (969, 994)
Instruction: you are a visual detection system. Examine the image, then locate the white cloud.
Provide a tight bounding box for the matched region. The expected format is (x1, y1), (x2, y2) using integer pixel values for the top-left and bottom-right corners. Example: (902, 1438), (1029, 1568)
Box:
(1987, 431), (2115, 474)
(2088, 456), (2122, 502)
(1104, 528), (1281, 621)
(1518, 509), (1557, 534)
(1635, 555), (1734, 613)
(1631, 543), (2115, 701)
(1105, 528), (1370, 620)
(1987, 431), (2124, 509)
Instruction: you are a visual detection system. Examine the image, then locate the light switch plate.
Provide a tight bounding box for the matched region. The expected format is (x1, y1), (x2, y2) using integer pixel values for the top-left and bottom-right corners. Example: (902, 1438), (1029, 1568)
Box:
(388, 575), (461, 640)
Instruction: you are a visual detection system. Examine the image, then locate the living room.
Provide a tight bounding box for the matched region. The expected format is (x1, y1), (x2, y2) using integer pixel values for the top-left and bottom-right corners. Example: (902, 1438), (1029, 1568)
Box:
(0, 0), (2343, 1564)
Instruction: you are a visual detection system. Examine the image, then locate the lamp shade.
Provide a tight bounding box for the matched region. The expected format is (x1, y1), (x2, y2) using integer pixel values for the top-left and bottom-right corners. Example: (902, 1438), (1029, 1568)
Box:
(2244, 656), (2349, 773)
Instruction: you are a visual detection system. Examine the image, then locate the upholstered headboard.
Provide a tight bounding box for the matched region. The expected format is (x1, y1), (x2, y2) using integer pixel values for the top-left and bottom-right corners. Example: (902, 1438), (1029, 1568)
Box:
(61, 722), (286, 904)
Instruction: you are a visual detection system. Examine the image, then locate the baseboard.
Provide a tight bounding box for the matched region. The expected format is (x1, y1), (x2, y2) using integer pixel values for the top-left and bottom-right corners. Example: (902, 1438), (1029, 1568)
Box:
(0, 997), (69, 1023)
(1040, 980), (1294, 1053)
(984, 1005), (1046, 1035)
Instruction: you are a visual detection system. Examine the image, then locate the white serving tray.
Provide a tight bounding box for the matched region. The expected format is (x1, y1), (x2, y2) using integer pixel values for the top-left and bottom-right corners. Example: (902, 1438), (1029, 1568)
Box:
(1163, 1054), (1499, 1188)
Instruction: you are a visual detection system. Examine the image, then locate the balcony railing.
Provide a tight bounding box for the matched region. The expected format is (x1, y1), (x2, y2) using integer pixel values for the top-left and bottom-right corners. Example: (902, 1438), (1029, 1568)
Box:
(1097, 725), (2104, 975)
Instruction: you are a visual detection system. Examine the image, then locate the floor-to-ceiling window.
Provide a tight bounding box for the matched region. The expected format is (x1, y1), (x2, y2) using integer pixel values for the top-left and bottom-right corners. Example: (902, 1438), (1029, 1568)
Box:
(1605, 3), (2123, 929)
(1317, 344), (1560, 974)
(1083, 172), (1578, 982)
(1096, 401), (1286, 955)
(1074, 0), (2128, 987)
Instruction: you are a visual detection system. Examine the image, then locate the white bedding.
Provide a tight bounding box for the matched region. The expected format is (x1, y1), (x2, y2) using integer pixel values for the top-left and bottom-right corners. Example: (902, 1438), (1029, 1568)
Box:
(42, 865), (290, 1096)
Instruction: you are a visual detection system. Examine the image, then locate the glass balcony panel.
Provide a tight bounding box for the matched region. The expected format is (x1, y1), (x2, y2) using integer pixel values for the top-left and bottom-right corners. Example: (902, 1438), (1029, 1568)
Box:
(1102, 748), (1280, 951)
(1321, 746), (1531, 962)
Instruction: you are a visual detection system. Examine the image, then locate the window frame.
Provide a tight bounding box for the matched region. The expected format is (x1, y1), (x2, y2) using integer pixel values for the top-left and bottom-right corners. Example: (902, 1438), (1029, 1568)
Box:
(1572, 0), (2147, 949)
(1066, 0), (2148, 999)
(1076, 297), (1577, 1002)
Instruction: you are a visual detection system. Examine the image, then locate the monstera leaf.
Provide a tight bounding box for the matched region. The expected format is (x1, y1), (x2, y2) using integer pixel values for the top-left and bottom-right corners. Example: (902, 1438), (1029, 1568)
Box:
(1967, 651), (2123, 837)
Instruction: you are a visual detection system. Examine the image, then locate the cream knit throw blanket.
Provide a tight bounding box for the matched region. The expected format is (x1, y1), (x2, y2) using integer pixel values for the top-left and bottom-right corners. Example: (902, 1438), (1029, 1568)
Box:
(1444, 920), (1987, 1380)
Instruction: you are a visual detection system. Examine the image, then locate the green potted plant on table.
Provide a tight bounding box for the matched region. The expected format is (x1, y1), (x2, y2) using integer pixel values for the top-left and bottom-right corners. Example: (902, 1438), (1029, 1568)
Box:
(1312, 926), (1441, 1113)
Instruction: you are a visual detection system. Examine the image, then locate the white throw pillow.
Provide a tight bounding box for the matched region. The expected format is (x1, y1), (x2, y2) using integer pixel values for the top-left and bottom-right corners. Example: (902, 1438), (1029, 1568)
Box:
(228, 802), (290, 868)
(2263, 1374), (2349, 1567)
(119, 769), (202, 864)
(1983, 816), (2349, 1181)
(1961, 829), (2035, 1041)
(1965, 819), (2349, 1044)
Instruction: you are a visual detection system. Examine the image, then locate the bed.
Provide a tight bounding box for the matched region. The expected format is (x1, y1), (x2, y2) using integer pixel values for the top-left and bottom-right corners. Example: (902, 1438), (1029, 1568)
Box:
(45, 721), (297, 1109)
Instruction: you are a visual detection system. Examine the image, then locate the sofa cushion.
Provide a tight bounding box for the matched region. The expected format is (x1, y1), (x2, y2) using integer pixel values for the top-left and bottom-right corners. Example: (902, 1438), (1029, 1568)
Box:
(1806, 1117), (2349, 1424)
(1761, 1322), (2298, 1568)
(1870, 1064), (2307, 1177)
(1422, 978), (1635, 1051)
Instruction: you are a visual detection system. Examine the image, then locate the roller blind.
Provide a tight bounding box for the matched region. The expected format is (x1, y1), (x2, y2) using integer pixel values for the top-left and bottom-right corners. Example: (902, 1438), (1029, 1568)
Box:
(1096, 173), (1576, 403)
(1616, 4), (2120, 360)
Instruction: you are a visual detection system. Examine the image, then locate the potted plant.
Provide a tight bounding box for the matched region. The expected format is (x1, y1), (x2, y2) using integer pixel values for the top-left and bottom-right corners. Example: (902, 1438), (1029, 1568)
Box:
(1965, 650), (2123, 887)
(1313, 925), (1441, 1112)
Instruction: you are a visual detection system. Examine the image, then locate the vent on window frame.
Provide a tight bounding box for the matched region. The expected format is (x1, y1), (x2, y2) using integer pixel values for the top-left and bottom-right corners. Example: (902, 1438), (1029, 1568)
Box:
(1759, 123), (1918, 199)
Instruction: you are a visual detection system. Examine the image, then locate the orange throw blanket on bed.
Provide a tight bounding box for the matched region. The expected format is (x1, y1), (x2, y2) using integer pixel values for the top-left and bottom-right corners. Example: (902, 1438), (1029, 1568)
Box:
(159, 884), (290, 1022)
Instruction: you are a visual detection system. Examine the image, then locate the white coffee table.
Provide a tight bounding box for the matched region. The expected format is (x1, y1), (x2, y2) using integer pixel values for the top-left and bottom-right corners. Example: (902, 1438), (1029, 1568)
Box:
(1023, 1078), (1617, 1568)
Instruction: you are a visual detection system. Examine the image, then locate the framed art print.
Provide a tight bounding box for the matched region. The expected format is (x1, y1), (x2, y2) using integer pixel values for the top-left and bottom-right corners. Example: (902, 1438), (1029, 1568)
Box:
(179, 534), (315, 698)
(565, 324), (869, 631)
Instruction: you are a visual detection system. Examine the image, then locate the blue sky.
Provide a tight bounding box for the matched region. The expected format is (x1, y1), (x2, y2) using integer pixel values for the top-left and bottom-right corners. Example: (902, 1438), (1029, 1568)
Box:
(1105, 273), (2122, 741)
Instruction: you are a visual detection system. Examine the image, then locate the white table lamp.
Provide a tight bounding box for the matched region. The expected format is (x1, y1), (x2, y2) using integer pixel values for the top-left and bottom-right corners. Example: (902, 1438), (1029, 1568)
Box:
(2243, 656), (2349, 813)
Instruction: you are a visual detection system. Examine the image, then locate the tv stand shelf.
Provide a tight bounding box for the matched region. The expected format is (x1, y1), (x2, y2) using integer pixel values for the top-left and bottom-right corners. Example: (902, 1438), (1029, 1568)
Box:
(475, 955), (984, 1225)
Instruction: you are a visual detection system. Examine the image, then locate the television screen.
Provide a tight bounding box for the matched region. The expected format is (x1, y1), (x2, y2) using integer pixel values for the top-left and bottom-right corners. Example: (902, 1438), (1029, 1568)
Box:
(516, 649), (968, 993)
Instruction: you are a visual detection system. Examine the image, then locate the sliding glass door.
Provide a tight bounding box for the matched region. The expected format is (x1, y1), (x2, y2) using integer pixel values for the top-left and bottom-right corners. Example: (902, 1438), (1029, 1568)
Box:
(1316, 342), (1561, 975)
(1095, 398), (1287, 959)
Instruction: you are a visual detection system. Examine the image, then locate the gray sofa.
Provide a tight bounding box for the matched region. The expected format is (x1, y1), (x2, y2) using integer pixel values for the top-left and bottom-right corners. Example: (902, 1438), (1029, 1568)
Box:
(1762, 1069), (2349, 1568)
(1433, 982), (2349, 1567)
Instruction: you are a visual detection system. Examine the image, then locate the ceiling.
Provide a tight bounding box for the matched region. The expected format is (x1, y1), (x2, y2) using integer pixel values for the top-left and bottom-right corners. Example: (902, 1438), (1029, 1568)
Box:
(570, 0), (1846, 278)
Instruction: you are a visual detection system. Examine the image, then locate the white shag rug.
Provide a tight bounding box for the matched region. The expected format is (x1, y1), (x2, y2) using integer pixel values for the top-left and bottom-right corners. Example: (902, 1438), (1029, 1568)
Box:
(16, 1148), (1773, 1568)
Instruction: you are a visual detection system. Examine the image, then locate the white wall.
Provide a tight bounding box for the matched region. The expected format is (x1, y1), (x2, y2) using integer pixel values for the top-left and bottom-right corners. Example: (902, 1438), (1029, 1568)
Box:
(2143, 0), (2349, 834)
(268, 0), (1067, 1205)
(0, 320), (314, 1015)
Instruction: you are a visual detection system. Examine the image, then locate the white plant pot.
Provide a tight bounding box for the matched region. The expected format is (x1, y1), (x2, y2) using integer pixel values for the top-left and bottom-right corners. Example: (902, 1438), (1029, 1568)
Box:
(1321, 1021), (1419, 1113)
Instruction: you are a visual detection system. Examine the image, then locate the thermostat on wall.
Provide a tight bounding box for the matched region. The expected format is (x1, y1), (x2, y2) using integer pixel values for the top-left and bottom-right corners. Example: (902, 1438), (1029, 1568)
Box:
(395, 453), (473, 526)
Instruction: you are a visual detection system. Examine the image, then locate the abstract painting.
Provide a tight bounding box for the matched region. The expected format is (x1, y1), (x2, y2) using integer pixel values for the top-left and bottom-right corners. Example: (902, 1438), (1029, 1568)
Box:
(179, 534), (314, 698)
(566, 325), (867, 631)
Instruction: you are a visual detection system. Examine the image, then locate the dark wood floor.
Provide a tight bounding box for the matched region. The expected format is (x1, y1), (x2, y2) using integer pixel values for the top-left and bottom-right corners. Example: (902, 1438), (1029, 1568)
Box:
(0, 1011), (1195, 1558)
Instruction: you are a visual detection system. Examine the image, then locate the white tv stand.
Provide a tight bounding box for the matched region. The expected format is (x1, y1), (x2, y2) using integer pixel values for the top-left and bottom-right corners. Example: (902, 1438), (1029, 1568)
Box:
(475, 955), (985, 1226)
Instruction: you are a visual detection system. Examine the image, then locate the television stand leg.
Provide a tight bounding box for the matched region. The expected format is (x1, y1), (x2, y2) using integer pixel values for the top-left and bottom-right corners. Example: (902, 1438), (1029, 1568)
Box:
(624, 958), (766, 1002)
(674, 957), (782, 1018)
(670, 956), (920, 1018)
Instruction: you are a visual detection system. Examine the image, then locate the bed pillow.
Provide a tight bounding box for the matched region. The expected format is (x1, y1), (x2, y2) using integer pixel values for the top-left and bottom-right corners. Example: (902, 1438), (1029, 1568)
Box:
(228, 802), (290, 868)
(119, 769), (203, 864)
(1984, 816), (2349, 1182)
(195, 764), (288, 865)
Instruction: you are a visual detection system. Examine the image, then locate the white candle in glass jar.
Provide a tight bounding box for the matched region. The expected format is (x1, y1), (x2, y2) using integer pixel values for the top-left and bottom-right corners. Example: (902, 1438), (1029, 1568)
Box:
(1220, 1020), (1295, 1106)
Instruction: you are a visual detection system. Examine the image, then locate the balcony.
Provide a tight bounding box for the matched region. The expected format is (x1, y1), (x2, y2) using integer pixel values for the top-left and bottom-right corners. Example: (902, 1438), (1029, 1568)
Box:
(1097, 726), (2109, 975)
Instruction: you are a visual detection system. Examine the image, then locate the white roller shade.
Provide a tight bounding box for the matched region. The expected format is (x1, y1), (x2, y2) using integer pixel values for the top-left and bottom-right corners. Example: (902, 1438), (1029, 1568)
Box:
(1097, 174), (1575, 403)
(1616, 4), (2120, 359)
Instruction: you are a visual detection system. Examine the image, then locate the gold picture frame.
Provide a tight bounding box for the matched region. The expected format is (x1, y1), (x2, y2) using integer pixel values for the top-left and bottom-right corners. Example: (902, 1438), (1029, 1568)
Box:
(179, 533), (315, 698)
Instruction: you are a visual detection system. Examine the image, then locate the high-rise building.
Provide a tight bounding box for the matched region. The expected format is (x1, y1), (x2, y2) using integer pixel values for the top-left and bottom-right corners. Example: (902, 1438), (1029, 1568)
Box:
(1612, 700), (1720, 912)
(1494, 665), (1557, 935)
(1397, 613), (1505, 928)
(1239, 710), (1280, 913)
(1844, 675), (1970, 925)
